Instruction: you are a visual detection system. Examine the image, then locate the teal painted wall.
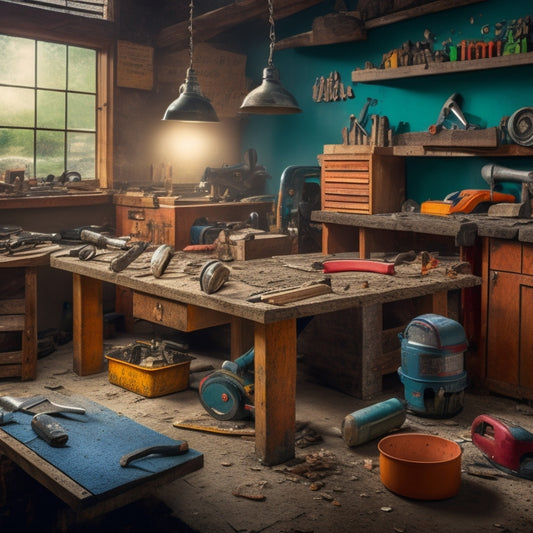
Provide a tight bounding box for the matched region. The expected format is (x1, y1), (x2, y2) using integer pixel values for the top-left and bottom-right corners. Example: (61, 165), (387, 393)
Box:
(241, 0), (533, 205)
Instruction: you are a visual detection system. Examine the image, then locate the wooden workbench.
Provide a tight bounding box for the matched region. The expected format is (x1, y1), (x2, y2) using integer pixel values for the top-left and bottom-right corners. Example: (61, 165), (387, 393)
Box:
(50, 249), (481, 465)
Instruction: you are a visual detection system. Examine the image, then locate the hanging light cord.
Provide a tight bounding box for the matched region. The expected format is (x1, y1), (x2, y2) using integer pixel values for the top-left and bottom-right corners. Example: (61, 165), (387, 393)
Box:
(268, 0), (275, 66)
(188, 0), (194, 70)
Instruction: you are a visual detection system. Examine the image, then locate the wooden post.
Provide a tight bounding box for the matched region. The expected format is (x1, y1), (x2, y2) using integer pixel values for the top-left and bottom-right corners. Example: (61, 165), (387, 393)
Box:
(72, 273), (104, 375)
(21, 266), (37, 381)
(360, 303), (383, 399)
(253, 319), (297, 465)
(230, 317), (254, 360)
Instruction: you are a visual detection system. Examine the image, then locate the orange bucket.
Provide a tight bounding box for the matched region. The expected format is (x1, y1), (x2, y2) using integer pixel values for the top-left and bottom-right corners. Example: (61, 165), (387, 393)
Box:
(378, 433), (462, 500)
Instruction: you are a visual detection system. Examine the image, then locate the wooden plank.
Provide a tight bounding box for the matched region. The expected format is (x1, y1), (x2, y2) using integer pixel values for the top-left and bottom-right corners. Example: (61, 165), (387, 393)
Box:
(230, 234), (292, 261)
(0, 350), (22, 364)
(156, 0), (325, 51)
(0, 364), (23, 378)
(0, 299), (25, 315)
(275, 12), (366, 50)
(254, 319), (297, 465)
(362, 0), (486, 28)
(353, 51), (533, 83)
(260, 283), (332, 305)
(0, 315), (25, 331)
(360, 303), (383, 399)
(21, 266), (37, 380)
(73, 274), (104, 376)
(394, 128), (498, 148)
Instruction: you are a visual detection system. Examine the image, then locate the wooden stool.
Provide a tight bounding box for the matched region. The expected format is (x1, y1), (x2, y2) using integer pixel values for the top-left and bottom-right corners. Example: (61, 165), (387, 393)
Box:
(0, 246), (57, 380)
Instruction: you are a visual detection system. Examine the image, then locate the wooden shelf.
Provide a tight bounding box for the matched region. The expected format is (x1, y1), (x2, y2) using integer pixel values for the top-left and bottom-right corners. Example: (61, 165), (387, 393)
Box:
(392, 143), (533, 157)
(352, 52), (533, 84)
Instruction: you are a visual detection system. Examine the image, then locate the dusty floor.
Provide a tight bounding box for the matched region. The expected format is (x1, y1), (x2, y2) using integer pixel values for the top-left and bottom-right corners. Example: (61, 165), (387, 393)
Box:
(1, 327), (533, 533)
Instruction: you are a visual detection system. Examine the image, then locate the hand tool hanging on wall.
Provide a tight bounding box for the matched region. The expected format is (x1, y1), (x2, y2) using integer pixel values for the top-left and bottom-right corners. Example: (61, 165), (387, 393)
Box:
(428, 93), (480, 134)
(312, 71), (354, 103)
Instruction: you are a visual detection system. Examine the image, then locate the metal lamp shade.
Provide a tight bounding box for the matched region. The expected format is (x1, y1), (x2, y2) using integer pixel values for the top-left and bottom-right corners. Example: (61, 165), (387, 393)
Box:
(240, 66), (301, 115)
(163, 68), (219, 123)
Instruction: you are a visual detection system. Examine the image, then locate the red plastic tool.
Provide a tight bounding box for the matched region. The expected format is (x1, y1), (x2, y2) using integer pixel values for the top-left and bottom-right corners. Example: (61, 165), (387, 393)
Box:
(322, 259), (395, 275)
(471, 414), (533, 480)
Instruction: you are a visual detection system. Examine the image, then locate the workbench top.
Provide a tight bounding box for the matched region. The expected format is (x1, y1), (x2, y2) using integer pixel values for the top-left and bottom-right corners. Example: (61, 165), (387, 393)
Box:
(50, 249), (480, 325)
(312, 211), (533, 245)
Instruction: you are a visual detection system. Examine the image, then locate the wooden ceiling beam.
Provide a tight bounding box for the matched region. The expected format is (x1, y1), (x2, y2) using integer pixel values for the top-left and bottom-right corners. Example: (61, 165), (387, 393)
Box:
(156, 0), (325, 51)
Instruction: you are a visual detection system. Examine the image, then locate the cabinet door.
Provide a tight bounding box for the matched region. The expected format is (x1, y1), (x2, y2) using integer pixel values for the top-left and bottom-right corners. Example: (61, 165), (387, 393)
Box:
(520, 284), (533, 390)
(486, 271), (520, 385)
(486, 269), (533, 392)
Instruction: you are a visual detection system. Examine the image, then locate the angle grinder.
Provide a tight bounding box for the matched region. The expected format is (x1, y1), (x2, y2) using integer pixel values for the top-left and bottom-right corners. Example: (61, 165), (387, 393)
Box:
(198, 347), (255, 421)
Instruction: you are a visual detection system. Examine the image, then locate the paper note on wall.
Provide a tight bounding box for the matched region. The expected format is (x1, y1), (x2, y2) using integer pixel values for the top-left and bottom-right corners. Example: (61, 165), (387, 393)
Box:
(117, 41), (154, 91)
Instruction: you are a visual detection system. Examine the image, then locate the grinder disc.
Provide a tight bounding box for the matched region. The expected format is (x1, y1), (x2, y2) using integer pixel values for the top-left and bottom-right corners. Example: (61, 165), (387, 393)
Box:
(507, 107), (533, 146)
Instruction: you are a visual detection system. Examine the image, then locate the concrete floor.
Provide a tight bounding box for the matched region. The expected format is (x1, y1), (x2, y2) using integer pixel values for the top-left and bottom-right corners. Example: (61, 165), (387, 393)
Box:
(1, 328), (533, 533)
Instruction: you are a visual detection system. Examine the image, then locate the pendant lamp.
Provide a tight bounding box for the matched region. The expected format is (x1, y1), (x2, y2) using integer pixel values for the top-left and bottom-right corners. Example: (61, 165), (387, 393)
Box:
(240, 0), (301, 115)
(163, 0), (219, 122)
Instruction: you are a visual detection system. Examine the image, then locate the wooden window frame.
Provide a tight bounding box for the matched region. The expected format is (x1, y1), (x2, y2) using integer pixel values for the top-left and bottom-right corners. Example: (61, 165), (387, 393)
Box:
(0, 1), (114, 187)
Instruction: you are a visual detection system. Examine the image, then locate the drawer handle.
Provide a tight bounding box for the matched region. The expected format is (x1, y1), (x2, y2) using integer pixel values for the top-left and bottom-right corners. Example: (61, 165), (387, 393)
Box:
(153, 302), (163, 322)
(491, 271), (499, 283)
(128, 209), (145, 221)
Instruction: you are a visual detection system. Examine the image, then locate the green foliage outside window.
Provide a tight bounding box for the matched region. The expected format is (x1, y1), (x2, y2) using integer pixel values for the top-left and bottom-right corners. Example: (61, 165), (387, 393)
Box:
(0, 34), (97, 180)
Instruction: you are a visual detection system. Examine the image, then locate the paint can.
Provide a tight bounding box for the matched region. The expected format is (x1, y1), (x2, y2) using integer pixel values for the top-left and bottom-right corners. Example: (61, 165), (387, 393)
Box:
(342, 398), (406, 447)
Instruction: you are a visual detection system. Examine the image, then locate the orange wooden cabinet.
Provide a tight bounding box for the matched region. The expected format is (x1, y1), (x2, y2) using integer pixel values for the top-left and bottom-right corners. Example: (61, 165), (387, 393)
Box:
(114, 195), (275, 249)
(483, 238), (533, 400)
(318, 147), (406, 214)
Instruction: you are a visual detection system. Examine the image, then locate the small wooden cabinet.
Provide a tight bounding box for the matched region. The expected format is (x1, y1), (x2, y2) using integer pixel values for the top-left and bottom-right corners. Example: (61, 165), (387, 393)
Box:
(483, 238), (533, 400)
(318, 147), (405, 214)
(114, 195), (275, 249)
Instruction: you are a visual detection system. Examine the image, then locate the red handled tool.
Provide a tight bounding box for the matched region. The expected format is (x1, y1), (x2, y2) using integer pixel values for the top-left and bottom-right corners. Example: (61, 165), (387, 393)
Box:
(322, 259), (395, 275)
(471, 414), (533, 480)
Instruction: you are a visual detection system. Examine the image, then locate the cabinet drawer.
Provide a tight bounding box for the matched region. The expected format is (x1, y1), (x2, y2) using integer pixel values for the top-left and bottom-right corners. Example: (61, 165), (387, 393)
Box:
(490, 239), (521, 273)
(132, 292), (230, 332)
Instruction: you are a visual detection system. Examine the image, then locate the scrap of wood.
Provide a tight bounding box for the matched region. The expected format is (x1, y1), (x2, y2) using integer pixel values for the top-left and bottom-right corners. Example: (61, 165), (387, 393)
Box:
(261, 283), (332, 305)
(173, 414), (255, 436)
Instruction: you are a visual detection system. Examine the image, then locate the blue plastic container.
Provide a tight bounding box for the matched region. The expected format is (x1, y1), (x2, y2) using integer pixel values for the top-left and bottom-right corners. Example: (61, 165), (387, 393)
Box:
(398, 313), (468, 418)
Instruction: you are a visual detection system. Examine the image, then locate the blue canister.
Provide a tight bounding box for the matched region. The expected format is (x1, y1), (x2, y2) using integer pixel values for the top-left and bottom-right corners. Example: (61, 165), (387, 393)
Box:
(342, 398), (406, 447)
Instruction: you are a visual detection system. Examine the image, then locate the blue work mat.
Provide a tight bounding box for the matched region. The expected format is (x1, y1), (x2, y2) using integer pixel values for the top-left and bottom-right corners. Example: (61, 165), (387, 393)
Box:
(1, 397), (203, 496)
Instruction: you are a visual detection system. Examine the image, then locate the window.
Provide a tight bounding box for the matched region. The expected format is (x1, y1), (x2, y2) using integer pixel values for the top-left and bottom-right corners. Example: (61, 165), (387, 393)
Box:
(0, 34), (98, 180)
(0, 0), (113, 20)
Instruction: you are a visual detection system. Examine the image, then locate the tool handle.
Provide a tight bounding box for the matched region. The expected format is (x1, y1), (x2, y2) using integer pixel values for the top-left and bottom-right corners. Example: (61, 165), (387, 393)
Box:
(31, 413), (68, 447)
(120, 442), (189, 467)
(323, 259), (395, 275)
(80, 229), (130, 250)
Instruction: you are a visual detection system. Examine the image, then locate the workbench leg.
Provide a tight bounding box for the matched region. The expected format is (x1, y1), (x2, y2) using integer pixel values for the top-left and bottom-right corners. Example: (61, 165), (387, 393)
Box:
(360, 303), (383, 400)
(72, 274), (104, 376)
(21, 267), (37, 381)
(254, 319), (296, 466)
(431, 290), (448, 316)
(230, 317), (254, 360)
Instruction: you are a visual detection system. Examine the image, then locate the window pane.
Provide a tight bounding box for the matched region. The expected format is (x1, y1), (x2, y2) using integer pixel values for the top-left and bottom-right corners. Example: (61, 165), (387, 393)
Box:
(0, 35), (35, 86)
(67, 93), (95, 130)
(37, 42), (66, 90)
(68, 47), (96, 92)
(0, 87), (35, 127)
(67, 132), (95, 179)
(0, 128), (34, 177)
(36, 130), (64, 178)
(37, 90), (65, 129)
